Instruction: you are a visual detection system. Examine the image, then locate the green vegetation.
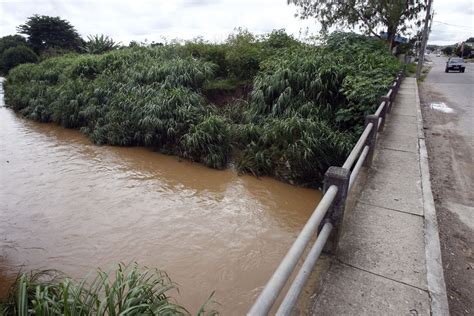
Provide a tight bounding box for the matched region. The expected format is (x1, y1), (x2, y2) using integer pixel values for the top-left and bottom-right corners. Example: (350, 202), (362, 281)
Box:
(405, 62), (417, 76)
(83, 34), (120, 54)
(1, 45), (38, 74)
(455, 43), (472, 58)
(0, 35), (28, 56)
(442, 46), (453, 56)
(0, 263), (216, 315)
(0, 35), (37, 75)
(5, 31), (401, 187)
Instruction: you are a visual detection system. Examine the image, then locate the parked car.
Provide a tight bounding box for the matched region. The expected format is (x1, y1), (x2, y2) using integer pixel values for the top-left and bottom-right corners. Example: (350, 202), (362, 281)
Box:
(445, 57), (466, 73)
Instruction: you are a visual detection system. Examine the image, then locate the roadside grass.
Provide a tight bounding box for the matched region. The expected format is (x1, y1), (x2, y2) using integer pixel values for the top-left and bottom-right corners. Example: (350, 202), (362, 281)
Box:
(0, 263), (218, 316)
(406, 62), (417, 77)
(418, 66), (432, 82)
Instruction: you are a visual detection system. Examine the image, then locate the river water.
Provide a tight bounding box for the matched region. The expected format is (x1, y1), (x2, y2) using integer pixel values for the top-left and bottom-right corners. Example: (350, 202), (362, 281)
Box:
(0, 79), (321, 314)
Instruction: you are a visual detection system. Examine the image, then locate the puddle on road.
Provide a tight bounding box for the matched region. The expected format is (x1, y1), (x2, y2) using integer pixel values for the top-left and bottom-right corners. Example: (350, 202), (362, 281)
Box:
(430, 102), (454, 113)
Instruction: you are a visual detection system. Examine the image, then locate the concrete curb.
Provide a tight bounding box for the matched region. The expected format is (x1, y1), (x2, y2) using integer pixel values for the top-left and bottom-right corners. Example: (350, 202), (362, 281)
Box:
(414, 79), (450, 315)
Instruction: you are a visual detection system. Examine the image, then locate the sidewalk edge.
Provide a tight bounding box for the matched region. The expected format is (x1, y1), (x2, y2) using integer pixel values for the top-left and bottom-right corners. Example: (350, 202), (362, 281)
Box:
(414, 79), (450, 316)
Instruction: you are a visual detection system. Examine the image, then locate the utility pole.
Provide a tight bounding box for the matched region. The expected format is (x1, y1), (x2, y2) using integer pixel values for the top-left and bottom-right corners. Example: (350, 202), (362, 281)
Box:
(416, 0), (434, 79)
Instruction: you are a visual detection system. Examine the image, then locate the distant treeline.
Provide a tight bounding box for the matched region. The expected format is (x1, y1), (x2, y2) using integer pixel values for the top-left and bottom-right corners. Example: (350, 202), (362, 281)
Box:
(4, 31), (401, 187)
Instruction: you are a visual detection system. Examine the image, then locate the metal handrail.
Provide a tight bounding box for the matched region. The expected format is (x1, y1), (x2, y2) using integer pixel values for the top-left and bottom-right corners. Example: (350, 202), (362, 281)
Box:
(349, 145), (369, 191)
(248, 185), (338, 315)
(276, 222), (333, 316)
(342, 122), (373, 170)
(249, 69), (405, 315)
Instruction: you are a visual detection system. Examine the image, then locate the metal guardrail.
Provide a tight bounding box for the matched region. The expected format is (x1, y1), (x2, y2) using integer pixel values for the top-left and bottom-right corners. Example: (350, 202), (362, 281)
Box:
(249, 68), (405, 316)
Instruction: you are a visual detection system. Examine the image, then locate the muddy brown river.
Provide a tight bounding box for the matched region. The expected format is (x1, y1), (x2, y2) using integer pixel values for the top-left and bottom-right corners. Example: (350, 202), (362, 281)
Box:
(0, 81), (321, 314)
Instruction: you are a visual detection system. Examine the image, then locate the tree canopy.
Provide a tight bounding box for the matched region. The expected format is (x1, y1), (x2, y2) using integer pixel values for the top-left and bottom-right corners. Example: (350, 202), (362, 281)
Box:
(1, 46), (38, 74)
(17, 15), (83, 53)
(455, 43), (472, 58)
(442, 46), (453, 56)
(289, 0), (426, 49)
(0, 35), (28, 55)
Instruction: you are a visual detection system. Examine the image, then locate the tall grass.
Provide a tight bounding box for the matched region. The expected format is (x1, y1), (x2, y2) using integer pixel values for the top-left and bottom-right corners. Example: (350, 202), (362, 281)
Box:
(1, 263), (217, 316)
(4, 31), (401, 187)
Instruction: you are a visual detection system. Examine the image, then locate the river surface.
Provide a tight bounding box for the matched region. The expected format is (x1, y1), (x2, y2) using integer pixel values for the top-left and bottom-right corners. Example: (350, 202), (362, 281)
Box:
(0, 79), (321, 314)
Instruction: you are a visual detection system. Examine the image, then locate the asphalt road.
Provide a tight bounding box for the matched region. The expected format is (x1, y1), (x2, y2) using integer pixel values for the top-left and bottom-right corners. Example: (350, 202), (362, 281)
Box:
(419, 56), (474, 315)
(424, 56), (474, 135)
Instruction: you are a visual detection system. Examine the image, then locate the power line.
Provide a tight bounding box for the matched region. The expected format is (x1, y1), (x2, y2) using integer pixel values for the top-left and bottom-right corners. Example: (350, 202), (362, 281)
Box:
(433, 21), (474, 29)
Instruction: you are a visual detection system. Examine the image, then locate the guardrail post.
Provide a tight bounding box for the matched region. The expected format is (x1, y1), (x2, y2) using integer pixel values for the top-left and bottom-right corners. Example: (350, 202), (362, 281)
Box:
(379, 96), (389, 130)
(363, 115), (378, 167)
(320, 167), (350, 254)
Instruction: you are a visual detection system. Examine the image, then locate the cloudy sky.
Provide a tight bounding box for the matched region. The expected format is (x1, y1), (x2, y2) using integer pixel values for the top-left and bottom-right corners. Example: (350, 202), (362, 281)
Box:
(0, 0), (472, 46)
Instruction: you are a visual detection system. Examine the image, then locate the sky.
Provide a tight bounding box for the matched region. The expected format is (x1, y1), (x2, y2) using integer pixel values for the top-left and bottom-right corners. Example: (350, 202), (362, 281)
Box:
(0, 0), (473, 46)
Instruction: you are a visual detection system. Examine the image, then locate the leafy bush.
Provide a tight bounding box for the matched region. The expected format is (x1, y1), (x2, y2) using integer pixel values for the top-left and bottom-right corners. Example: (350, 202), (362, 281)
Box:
(225, 29), (262, 80)
(261, 29), (300, 52)
(5, 31), (400, 187)
(181, 114), (231, 169)
(83, 34), (120, 54)
(184, 42), (229, 78)
(0, 35), (28, 56)
(0, 263), (217, 315)
(1, 45), (38, 73)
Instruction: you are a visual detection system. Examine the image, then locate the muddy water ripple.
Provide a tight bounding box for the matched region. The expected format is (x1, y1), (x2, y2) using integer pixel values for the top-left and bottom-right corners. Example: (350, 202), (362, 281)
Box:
(0, 88), (321, 314)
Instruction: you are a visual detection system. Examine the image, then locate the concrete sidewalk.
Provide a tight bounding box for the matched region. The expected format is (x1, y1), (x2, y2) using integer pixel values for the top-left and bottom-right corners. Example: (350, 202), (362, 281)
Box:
(308, 78), (448, 315)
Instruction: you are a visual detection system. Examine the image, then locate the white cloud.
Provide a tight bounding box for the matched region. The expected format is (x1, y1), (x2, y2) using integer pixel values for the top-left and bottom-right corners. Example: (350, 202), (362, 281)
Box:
(0, 0), (317, 43)
(428, 0), (474, 45)
(0, 0), (472, 45)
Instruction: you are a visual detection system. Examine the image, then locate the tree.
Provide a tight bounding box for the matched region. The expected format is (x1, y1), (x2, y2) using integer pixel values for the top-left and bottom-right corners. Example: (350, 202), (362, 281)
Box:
(289, 0), (426, 49)
(0, 35), (28, 56)
(455, 43), (472, 58)
(83, 34), (119, 54)
(442, 46), (453, 56)
(17, 15), (82, 53)
(1, 46), (38, 73)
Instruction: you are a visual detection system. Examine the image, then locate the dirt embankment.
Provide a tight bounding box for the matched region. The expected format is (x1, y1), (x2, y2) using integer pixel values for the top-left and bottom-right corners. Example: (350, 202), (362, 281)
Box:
(203, 84), (252, 107)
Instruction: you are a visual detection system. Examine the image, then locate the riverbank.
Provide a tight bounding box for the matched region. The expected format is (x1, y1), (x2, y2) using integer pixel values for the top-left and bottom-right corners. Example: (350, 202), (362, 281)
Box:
(4, 32), (401, 188)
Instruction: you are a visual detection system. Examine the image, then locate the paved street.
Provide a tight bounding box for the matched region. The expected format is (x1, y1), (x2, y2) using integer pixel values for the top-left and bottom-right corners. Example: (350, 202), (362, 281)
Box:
(419, 56), (474, 315)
